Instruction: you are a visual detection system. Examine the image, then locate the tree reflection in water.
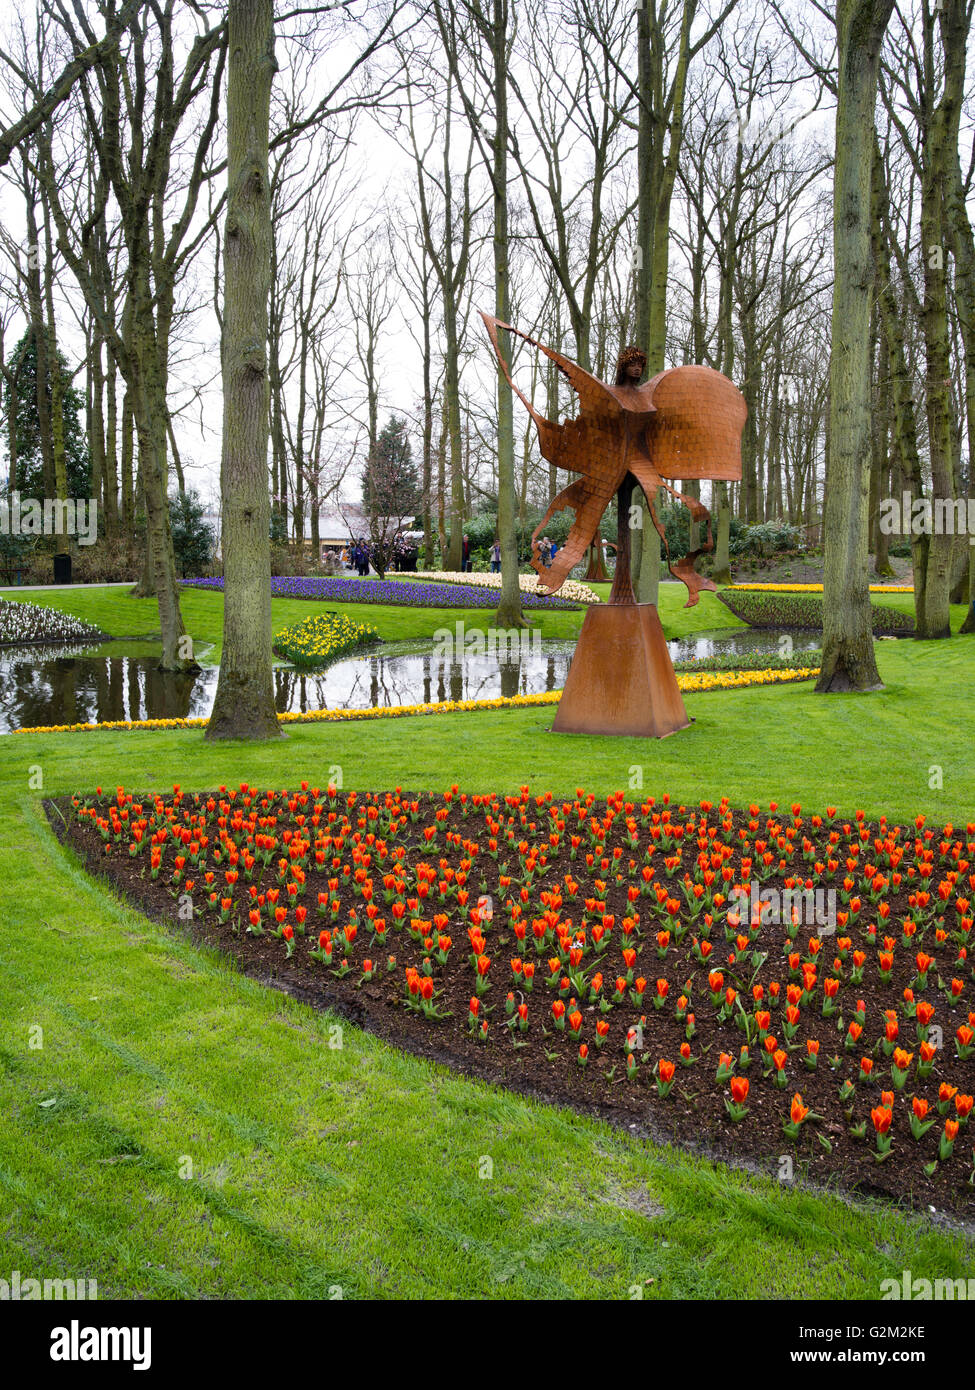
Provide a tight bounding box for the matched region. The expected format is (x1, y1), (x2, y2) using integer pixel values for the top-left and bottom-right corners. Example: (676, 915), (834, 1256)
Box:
(0, 648), (211, 731)
(0, 627), (821, 731)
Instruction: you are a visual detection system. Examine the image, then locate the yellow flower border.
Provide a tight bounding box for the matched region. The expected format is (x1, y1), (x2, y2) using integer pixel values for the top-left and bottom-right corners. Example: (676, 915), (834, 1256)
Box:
(729, 582), (913, 593)
(12, 666), (819, 736)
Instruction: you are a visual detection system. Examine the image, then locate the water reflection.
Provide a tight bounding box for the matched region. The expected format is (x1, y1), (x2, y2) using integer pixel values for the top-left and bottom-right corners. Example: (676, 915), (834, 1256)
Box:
(272, 643), (572, 716)
(0, 626), (823, 733)
(0, 648), (211, 731)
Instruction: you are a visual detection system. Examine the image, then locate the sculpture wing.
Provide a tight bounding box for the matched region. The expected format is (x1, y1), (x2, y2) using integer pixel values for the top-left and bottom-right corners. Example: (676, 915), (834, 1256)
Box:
(480, 311), (626, 477)
(643, 364), (747, 482)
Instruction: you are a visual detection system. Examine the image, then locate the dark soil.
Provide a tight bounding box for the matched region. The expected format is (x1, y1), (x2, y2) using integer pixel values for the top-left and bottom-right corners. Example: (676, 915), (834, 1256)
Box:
(49, 786), (975, 1222)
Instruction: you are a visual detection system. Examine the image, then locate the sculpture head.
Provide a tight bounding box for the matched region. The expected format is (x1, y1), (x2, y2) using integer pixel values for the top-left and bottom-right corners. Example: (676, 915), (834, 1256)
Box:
(615, 344), (647, 386)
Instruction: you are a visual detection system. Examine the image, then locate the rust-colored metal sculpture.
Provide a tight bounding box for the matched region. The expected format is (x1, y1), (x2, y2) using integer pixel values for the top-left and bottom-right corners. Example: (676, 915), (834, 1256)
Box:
(481, 313), (746, 738)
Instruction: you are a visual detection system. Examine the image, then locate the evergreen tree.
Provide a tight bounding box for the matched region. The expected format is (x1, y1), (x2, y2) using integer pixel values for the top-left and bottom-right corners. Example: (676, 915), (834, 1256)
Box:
(169, 489), (215, 578)
(4, 328), (90, 498)
(362, 416), (419, 521)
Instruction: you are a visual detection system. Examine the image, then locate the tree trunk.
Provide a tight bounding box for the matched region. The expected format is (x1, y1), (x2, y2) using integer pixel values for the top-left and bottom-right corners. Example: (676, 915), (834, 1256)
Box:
(943, 0), (975, 632)
(870, 321), (893, 574)
(437, 394), (447, 561)
(103, 287), (119, 537)
(816, 0), (892, 693)
(583, 536), (610, 583)
(207, 0), (280, 741)
(914, 92), (955, 639)
(23, 171), (55, 506)
(631, 0), (696, 604)
(120, 387), (134, 534)
(42, 185), (69, 512)
(444, 314), (465, 571)
(421, 280), (434, 568)
(491, 0), (524, 629)
(711, 483), (732, 585)
(90, 329), (106, 539)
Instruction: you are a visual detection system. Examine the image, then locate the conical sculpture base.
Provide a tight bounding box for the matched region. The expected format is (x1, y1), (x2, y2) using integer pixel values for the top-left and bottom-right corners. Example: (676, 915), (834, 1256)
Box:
(552, 602), (690, 739)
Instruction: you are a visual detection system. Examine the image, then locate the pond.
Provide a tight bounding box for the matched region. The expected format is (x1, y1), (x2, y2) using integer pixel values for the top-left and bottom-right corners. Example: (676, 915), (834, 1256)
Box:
(0, 627), (824, 733)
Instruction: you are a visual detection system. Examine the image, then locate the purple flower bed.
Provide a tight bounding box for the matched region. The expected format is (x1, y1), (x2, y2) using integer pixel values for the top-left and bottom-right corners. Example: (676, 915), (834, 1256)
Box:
(181, 575), (580, 610)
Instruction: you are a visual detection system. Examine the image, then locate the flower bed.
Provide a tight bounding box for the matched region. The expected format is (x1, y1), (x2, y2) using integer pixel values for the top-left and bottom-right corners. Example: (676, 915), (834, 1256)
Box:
(719, 588), (914, 635)
(413, 570), (601, 605)
(272, 612), (379, 669)
(57, 785), (975, 1214)
(182, 575), (581, 611)
(15, 666), (818, 735)
(730, 583), (914, 594)
(0, 596), (105, 646)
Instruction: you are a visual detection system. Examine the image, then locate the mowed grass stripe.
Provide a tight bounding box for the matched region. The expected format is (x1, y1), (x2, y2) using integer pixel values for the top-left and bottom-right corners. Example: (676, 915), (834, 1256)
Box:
(0, 588), (973, 1298)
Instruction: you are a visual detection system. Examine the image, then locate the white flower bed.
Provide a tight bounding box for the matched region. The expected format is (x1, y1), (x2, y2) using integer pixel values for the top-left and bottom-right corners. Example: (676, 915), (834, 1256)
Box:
(412, 570), (602, 605)
(0, 597), (104, 645)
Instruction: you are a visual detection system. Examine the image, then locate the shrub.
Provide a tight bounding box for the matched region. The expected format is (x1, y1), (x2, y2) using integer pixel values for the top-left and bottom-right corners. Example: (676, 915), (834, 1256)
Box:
(730, 520), (803, 558)
(71, 538), (143, 584)
(718, 588), (914, 635)
(169, 489), (215, 578)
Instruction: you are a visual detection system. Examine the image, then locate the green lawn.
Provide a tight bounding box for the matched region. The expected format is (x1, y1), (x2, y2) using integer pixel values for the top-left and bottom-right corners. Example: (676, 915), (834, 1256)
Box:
(0, 581), (745, 663)
(0, 583), (973, 1298)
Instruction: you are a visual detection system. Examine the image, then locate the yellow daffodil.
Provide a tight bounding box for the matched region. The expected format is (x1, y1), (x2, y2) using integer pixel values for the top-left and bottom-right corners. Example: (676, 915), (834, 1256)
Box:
(13, 665), (819, 735)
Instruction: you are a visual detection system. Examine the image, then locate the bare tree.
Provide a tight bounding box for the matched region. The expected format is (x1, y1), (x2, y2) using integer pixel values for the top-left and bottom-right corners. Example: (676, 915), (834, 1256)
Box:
(433, 0), (524, 624)
(0, 0), (142, 168)
(815, 0), (892, 692)
(207, 0), (280, 741)
(26, 2), (226, 667)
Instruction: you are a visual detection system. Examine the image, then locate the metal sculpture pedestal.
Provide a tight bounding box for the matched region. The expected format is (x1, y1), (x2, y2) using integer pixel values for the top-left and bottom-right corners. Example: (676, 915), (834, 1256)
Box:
(552, 601), (690, 738)
(551, 471), (690, 739)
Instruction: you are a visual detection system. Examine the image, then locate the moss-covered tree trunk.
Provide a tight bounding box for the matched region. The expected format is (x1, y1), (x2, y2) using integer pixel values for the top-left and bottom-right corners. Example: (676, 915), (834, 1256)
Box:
(490, 0), (524, 629)
(41, 185), (68, 515)
(711, 482), (732, 585)
(120, 386), (134, 535)
(90, 329), (106, 539)
(631, 1), (686, 602)
(206, 0), (280, 741)
(914, 93), (955, 640)
(869, 324), (893, 575)
(22, 168), (55, 504)
(872, 143), (924, 605)
(129, 324), (188, 663)
(816, 0), (891, 693)
(942, 0), (975, 633)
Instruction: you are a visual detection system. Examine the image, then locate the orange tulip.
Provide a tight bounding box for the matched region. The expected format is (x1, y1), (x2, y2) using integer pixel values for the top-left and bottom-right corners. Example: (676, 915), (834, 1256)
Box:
(871, 1106), (893, 1135)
